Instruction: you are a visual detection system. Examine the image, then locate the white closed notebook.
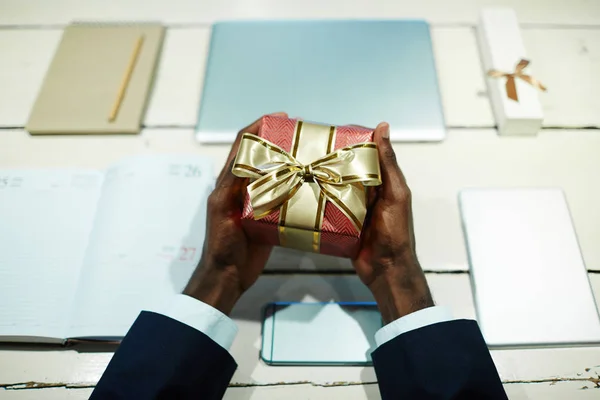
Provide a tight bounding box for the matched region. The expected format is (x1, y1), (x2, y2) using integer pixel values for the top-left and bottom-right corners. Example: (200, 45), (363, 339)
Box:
(460, 189), (600, 347)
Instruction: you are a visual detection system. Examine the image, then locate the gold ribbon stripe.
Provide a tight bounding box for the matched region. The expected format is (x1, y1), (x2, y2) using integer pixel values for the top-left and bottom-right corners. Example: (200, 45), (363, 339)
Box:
(279, 121), (335, 252)
(278, 121), (303, 247)
(243, 133), (295, 159)
(233, 163), (264, 176)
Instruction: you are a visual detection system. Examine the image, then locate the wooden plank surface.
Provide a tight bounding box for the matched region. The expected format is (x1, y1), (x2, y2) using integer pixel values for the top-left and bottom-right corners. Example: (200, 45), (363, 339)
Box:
(3, 381), (600, 400)
(525, 28), (600, 128)
(2, 1), (600, 398)
(1, 274), (599, 390)
(2, 0), (600, 25)
(1, 27), (599, 129)
(144, 28), (208, 127)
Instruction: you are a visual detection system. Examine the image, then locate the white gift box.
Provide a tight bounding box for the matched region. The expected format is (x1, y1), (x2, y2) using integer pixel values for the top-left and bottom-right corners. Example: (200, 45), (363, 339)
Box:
(478, 8), (545, 136)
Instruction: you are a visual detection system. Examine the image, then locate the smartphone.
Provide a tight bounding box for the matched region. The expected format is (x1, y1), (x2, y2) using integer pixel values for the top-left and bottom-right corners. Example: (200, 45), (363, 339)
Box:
(261, 301), (382, 366)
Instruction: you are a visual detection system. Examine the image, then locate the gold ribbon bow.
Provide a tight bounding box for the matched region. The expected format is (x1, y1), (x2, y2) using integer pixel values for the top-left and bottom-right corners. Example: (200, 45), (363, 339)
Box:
(232, 121), (381, 253)
(487, 59), (547, 102)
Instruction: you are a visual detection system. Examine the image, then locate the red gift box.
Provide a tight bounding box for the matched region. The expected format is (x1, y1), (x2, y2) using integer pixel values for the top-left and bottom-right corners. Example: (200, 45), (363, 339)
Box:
(236, 115), (379, 258)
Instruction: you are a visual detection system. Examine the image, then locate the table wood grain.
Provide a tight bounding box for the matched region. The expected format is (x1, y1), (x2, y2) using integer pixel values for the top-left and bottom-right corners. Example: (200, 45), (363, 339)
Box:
(1, 0), (599, 398)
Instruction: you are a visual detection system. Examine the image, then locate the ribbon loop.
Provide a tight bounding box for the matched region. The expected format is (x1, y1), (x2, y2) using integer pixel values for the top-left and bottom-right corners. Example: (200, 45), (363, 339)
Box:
(232, 132), (382, 231)
(487, 58), (546, 102)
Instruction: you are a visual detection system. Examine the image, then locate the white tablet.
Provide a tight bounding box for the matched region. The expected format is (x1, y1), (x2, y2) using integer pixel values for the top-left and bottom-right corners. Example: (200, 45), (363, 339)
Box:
(459, 188), (600, 347)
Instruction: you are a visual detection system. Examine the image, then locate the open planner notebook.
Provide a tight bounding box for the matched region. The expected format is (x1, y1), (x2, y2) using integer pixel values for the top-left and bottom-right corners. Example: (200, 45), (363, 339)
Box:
(0, 155), (212, 343)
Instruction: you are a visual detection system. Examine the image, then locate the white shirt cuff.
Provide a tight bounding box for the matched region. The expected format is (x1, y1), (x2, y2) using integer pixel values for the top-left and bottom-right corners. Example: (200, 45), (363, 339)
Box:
(159, 294), (238, 351)
(375, 306), (454, 347)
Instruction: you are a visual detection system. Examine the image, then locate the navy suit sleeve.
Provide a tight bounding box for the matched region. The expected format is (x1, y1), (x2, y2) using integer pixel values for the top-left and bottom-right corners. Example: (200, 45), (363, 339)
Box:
(91, 311), (237, 400)
(372, 319), (507, 400)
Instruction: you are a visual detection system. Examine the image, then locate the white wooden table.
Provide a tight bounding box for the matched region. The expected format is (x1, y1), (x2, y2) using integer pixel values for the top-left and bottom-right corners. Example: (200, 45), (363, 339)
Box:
(1, 1), (600, 398)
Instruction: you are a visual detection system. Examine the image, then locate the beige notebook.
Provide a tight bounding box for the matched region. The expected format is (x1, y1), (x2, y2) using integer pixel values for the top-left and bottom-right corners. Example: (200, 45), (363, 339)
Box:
(26, 23), (165, 135)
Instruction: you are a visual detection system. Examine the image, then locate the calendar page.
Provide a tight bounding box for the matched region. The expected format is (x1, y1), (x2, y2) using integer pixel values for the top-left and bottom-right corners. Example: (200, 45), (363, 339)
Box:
(67, 155), (213, 339)
(0, 169), (103, 342)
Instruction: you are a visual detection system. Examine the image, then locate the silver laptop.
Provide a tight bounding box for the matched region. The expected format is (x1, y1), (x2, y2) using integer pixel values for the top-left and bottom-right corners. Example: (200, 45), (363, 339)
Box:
(196, 20), (445, 143)
(459, 188), (600, 347)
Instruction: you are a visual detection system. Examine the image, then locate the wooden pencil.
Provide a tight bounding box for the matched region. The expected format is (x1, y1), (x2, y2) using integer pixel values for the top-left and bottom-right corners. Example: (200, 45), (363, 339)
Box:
(108, 34), (144, 122)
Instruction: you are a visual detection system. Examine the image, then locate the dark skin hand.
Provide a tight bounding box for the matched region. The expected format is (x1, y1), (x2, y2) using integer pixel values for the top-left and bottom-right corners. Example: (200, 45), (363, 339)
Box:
(353, 123), (434, 324)
(184, 116), (434, 324)
(183, 112), (287, 314)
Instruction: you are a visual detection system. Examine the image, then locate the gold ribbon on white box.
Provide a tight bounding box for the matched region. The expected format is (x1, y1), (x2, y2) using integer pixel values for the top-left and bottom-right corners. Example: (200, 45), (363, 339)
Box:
(487, 59), (547, 102)
(232, 120), (381, 253)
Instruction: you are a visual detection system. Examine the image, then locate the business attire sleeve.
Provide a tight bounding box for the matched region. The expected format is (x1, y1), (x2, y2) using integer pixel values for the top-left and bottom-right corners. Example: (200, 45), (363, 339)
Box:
(372, 307), (507, 400)
(92, 296), (506, 400)
(91, 295), (238, 400)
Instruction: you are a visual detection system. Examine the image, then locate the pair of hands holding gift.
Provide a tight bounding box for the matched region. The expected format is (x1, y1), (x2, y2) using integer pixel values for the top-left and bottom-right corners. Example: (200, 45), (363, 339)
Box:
(184, 113), (434, 324)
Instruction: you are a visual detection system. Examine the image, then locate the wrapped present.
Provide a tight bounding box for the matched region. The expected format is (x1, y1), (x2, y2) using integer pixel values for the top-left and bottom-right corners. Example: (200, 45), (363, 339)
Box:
(232, 116), (381, 258)
(479, 8), (546, 135)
